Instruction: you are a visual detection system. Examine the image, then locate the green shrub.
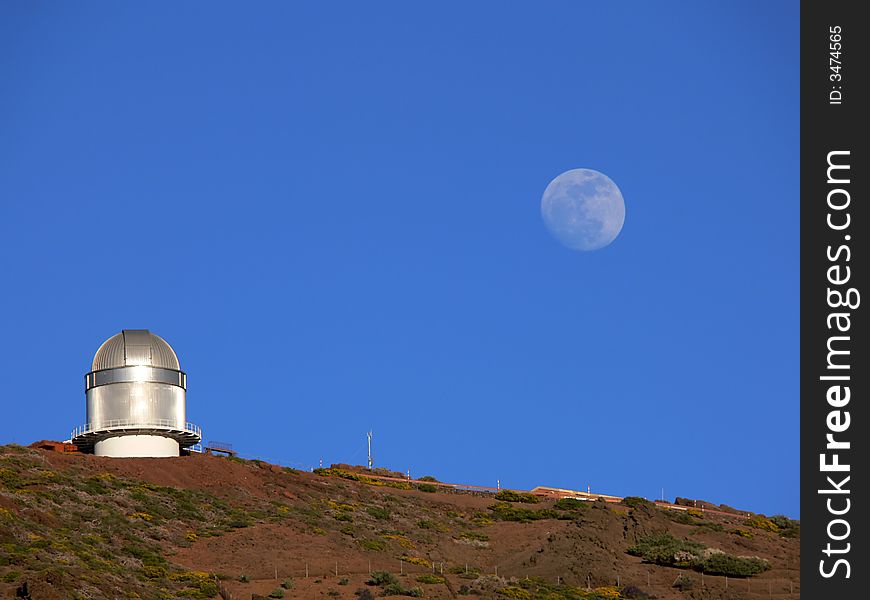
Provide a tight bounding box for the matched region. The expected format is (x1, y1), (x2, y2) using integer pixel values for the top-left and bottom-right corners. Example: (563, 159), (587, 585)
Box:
(79, 477), (111, 495)
(359, 538), (386, 551)
(770, 515), (800, 537)
(498, 587), (532, 599)
(139, 565), (168, 579)
(488, 502), (558, 522)
(169, 571), (219, 599)
(281, 578), (294, 589)
(730, 528), (754, 538)
(383, 583), (406, 596)
(622, 496), (653, 509)
(448, 565), (481, 576)
(314, 467), (361, 481)
(417, 484), (437, 493)
(367, 570), (399, 586)
(367, 506), (391, 520)
(417, 574), (445, 584)
(339, 577), (349, 585)
(665, 509), (695, 524)
(418, 476), (438, 482)
(553, 498), (588, 511)
(381, 583), (423, 597)
(745, 515), (780, 533)
(401, 555), (431, 568)
(627, 532), (705, 566)
(124, 544), (168, 568)
(673, 574), (694, 591)
(769, 514), (793, 529)
(780, 523), (801, 538)
(699, 554), (770, 577)
(269, 587), (285, 598)
(416, 519), (446, 531)
(494, 490), (539, 504)
(239, 574), (250, 583)
(2, 571), (21, 584)
(229, 517), (251, 528)
(629, 532), (770, 577)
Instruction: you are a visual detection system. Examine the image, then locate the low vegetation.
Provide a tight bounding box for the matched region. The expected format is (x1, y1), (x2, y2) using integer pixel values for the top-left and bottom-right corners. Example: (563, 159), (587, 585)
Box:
(488, 501), (559, 522)
(0, 446), (288, 598)
(492, 577), (624, 600)
(314, 467), (412, 490)
(628, 532), (770, 577)
(746, 514), (801, 538)
(359, 538), (387, 552)
(494, 490), (540, 504)
(553, 498), (589, 511)
(621, 496), (653, 509)
(365, 571), (423, 597)
(0, 444), (796, 598)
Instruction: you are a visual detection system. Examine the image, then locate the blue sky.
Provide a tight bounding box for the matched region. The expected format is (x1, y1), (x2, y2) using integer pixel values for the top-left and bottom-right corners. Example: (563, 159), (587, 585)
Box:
(0, 2), (799, 517)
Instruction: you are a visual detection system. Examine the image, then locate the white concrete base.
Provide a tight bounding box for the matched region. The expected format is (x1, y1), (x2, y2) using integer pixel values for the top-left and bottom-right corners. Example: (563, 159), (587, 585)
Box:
(94, 435), (180, 457)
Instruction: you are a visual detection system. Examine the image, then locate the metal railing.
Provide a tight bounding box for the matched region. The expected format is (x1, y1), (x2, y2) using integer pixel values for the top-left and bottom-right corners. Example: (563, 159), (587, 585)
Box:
(71, 419), (201, 440)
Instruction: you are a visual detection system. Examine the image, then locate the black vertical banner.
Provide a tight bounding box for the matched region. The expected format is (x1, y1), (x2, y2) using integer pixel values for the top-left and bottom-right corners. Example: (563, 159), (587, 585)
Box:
(802, 1), (868, 598)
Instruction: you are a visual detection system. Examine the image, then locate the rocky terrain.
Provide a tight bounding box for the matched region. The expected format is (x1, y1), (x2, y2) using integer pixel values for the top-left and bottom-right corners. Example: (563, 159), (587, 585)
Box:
(0, 444), (798, 599)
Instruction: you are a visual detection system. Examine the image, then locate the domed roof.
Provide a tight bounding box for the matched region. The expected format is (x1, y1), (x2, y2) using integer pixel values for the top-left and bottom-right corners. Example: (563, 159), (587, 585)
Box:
(92, 330), (181, 371)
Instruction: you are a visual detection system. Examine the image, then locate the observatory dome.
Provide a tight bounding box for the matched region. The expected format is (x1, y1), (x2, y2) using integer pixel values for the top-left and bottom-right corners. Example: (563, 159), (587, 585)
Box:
(92, 330), (180, 371)
(71, 329), (200, 458)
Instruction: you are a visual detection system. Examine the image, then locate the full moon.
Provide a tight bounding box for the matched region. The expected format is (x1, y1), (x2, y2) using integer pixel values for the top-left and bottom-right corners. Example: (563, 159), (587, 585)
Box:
(540, 168), (626, 251)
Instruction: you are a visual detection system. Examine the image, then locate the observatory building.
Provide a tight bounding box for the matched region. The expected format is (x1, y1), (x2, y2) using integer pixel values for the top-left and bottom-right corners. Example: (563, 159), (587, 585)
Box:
(71, 330), (201, 457)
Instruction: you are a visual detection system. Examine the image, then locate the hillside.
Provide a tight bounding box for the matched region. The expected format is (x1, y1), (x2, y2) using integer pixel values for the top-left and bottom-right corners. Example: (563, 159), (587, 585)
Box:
(0, 444), (798, 599)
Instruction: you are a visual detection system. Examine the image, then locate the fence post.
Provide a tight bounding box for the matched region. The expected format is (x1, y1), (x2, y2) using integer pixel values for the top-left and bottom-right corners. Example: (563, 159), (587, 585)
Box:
(306, 563), (309, 578)
(400, 559), (404, 575)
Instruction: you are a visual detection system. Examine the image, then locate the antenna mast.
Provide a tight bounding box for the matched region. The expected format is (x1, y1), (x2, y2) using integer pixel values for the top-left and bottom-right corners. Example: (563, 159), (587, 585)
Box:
(367, 430), (373, 470)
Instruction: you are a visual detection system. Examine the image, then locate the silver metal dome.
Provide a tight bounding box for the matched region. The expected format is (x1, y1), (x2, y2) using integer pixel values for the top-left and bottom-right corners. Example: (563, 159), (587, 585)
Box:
(72, 329), (200, 457)
(92, 330), (180, 371)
